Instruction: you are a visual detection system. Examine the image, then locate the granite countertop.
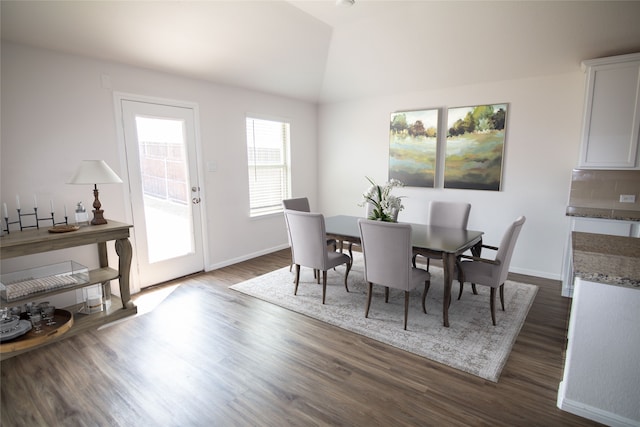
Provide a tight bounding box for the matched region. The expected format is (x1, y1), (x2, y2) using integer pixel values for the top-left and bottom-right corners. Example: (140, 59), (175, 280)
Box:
(572, 231), (640, 289)
(566, 206), (640, 221)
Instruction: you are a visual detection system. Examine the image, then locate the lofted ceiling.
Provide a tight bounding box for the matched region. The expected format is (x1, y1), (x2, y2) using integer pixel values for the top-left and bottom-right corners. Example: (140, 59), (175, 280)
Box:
(2, 1), (640, 104)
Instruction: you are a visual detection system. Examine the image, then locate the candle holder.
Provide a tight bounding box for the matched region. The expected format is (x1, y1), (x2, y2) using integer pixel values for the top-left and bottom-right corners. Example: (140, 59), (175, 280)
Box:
(2, 208), (68, 234)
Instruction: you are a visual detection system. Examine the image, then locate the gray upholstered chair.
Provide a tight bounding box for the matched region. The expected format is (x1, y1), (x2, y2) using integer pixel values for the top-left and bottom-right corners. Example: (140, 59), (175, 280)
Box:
(282, 197), (336, 272)
(457, 216), (526, 325)
(284, 210), (352, 304)
(358, 219), (430, 330)
(413, 200), (471, 270)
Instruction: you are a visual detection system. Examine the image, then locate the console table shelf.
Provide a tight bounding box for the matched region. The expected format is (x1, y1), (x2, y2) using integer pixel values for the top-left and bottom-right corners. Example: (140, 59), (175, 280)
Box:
(0, 220), (137, 360)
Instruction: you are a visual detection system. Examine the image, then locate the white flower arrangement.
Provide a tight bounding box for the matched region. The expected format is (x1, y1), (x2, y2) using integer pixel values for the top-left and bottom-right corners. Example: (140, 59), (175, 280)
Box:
(361, 176), (405, 222)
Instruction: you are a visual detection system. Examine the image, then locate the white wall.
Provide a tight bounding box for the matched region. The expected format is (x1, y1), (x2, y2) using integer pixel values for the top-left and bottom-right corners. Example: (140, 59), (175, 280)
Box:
(318, 73), (585, 279)
(1, 41), (589, 283)
(1, 42), (318, 286)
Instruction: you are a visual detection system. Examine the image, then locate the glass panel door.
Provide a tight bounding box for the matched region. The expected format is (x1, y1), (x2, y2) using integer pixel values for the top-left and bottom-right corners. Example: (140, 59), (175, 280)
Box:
(120, 99), (204, 289)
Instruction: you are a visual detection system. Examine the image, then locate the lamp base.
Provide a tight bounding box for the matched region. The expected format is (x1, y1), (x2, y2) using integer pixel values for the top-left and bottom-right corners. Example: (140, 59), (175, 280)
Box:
(91, 209), (107, 225)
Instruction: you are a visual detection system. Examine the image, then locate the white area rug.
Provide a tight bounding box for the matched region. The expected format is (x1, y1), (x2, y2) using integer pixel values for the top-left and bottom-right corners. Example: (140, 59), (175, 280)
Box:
(230, 253), (538, 382)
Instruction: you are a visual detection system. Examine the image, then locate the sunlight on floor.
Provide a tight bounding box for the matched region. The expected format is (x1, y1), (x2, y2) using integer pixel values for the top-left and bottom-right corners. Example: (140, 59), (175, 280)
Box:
(97, 283), (181, 330)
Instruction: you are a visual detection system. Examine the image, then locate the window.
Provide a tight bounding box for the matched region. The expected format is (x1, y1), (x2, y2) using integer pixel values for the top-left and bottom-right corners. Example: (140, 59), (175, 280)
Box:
(246, 117), (291, 217)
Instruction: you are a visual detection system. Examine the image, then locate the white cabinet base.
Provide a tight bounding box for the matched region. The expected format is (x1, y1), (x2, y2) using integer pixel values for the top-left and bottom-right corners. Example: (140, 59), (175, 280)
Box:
(557, 278), (640, 426)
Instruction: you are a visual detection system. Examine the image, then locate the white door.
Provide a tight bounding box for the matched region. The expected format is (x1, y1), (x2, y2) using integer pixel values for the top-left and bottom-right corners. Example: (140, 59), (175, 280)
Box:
(119, 98), (204, 289)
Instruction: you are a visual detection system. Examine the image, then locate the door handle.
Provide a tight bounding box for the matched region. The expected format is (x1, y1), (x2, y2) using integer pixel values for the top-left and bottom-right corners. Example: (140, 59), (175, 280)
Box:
(192, 197), (201, 204)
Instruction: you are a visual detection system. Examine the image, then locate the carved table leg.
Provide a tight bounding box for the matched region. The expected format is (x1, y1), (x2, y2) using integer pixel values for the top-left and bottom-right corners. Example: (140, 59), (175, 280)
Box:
(442, 252), (456, 327)
(115, 238), (134, 309)
(470, 239), (483, 295)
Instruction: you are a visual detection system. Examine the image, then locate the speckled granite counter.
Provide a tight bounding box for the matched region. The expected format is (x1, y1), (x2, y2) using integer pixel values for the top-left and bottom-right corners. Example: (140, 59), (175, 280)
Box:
(566, 206), (640, 221)
(572, 232), (640, 288)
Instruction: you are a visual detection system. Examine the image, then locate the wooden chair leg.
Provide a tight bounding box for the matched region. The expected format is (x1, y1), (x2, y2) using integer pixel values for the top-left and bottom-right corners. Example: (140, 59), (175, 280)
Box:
(294, 264), (300, 295)
(472, 284), (478, 295)
(490, 287), (497, 326)
(384, 287), (390, 303)
(403, 291), (410, 330)
(365, 282), (373, 318)
(422, 280), (430, 314)
(499, 284), (505, 311)
(344, 259), (352, 292)
(412, 253), (417, 268)
(322, 271), (327, 304)
(426, 258), (430, 272)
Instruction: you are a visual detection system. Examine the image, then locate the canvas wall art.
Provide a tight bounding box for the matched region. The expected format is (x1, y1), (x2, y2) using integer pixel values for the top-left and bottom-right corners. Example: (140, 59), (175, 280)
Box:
(444, 104), (507, 191)
(388, 108), (439, 188)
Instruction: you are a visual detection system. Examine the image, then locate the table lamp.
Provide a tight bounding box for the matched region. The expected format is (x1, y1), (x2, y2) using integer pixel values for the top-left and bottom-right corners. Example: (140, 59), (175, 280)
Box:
(68, 160), (123, 225)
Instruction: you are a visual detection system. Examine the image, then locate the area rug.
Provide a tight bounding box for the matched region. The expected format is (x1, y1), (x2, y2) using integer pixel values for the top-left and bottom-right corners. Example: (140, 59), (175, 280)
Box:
(230, 253), (538, 382)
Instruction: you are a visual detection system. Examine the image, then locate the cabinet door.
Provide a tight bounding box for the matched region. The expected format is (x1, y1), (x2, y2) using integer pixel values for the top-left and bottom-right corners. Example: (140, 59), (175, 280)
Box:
(579, 57), (640, 169)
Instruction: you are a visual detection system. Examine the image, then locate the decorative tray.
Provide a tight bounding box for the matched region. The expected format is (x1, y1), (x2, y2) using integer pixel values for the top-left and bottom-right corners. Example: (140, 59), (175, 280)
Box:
(0, 309), (73, 353)
(48, 225), (80, 233)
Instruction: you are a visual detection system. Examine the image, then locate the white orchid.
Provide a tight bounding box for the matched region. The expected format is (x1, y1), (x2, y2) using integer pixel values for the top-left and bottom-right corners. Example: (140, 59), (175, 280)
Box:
(360, 177), (405, 222)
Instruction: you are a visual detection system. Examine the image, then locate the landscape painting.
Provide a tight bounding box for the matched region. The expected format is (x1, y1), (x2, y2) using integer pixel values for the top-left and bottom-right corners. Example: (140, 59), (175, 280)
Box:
(444, 104), (507, 191)
(389, 108), (439, 187)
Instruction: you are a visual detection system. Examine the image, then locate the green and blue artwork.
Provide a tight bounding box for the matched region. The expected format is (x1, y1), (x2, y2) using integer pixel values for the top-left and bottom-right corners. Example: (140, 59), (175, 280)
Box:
(445, 104), (507, 191)
(388, 108), (439, 188)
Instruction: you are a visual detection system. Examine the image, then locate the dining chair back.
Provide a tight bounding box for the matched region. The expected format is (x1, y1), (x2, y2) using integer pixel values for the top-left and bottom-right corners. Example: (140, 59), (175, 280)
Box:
(428, 200), (471, 228)
(282, 197), (336, 271)
(284, 210), (352, 304)
(358, 219), (430, 330)
(458, 216), (526, 325)
(414, 201), (472, 270)
(282, 197), (310, 212)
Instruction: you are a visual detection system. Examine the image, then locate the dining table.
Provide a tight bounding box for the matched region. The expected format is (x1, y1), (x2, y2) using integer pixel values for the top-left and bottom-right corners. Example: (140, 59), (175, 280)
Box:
(324, 215), (484, 327)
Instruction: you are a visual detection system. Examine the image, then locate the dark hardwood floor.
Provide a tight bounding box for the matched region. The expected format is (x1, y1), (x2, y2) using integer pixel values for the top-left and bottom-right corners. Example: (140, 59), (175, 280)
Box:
(1, 249), (601, 426)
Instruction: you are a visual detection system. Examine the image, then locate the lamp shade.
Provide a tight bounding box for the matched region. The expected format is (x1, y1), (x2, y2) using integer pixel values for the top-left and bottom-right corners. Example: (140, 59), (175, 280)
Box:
(68, 160), (123, 184)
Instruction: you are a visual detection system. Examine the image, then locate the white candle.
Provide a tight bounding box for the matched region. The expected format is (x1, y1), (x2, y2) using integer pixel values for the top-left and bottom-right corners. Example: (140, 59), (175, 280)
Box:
(15, 195), (20, 210)
(3, 203), (7, 218)
(50, 200), (54, 213)
(33, 194), (37, 208)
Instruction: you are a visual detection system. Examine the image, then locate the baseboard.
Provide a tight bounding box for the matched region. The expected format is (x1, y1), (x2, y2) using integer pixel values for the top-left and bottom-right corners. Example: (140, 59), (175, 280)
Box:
(510, 266), (561, 281)
(206, 244), (289, 271)
(557, 382), (639, 427)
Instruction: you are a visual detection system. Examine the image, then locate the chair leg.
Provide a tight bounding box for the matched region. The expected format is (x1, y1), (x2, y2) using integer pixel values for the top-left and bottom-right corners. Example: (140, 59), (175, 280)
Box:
(403, 291), (410, 330)
(411, 253), (417, 268)
(294, 264), (300, 295)
(384, 287), (390, 303)
(365, 282), (373, 318)
(472, 284), (478, 295)
(344, 259), (352, 292)
(426, 258), (430, 272)
(322, 271), (327, 304)
(499, 284), (505, 311)
(490, 287), (497, 326)
(458, 270), (465, 300)
(422, 280), (430, 314)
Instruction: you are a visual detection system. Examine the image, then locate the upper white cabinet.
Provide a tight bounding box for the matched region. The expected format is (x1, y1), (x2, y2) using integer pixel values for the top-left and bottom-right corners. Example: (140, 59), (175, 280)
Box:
(579, 53), (640, 169)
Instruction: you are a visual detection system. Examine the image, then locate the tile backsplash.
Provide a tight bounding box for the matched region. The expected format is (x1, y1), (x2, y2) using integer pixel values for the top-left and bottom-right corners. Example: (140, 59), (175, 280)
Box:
(569, 169), (640, 211)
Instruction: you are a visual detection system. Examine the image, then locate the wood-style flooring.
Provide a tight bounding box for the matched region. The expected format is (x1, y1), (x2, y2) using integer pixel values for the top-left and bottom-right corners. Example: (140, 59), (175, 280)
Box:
(1, 249), (601, 426)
